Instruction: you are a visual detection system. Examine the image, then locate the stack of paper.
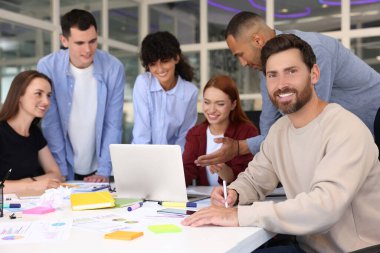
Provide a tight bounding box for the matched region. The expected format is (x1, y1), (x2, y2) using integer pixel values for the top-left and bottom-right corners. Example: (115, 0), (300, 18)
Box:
(70, 191), (115, 211)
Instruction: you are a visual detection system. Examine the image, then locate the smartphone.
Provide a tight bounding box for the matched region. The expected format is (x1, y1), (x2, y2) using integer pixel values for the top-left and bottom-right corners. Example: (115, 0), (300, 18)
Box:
(157, 208), (196, 215)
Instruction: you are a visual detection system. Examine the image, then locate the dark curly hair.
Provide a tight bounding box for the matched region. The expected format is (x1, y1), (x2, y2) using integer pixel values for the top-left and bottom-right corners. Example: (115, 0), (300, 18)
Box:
(140, 31), (194, 82)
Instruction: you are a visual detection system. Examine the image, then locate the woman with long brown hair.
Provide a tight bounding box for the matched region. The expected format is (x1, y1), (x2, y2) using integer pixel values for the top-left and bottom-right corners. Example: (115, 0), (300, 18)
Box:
(183, 75), (258, 186)
(0, 70), (62, 195)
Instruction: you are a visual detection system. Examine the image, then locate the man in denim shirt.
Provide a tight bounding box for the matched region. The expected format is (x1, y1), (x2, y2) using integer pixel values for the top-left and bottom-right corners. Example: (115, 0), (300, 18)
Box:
(196, 11), (380, 166)
(37, 9), (125, 182)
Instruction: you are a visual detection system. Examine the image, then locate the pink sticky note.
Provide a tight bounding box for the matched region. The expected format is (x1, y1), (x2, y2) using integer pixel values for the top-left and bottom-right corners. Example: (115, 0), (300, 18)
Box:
(23, 206), (56, 214)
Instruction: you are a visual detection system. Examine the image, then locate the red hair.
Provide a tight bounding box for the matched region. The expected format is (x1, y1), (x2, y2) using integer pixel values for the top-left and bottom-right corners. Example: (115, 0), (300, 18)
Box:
(203, 75), (252, 125)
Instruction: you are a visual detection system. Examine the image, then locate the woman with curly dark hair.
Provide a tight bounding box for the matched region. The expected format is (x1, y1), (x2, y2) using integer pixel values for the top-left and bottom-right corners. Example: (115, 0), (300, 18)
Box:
(132, 31), (198, 151)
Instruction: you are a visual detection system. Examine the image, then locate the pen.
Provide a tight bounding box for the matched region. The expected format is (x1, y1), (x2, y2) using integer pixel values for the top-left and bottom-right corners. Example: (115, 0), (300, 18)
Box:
(91, 185), (109, 191)
(157, 201), (197, 208)
(4, 203), (21, 208)
(127, 202), (143, 212)
(223, 180), (228, 208)
(0, 168), (12, 187)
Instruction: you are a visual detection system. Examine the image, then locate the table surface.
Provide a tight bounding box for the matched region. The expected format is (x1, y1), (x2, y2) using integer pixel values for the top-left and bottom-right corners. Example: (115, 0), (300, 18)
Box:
(0, 186), (276, 253)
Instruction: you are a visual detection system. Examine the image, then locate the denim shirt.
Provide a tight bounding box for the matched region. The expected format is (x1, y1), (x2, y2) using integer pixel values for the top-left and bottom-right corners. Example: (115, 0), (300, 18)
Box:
(247, 29), (380, 154)
(37, 49), (125, 180)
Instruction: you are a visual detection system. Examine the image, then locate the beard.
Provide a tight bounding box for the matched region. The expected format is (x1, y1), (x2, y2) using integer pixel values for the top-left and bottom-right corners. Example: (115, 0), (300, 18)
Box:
(270, 82), (313, 115)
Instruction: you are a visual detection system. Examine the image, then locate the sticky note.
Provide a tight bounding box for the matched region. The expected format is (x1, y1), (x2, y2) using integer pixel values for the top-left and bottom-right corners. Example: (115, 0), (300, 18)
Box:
(104, 231), (143, 240)
(148, 224), (182, 234)
(114, 198), (143, 208)
(23, 206), (56, 214)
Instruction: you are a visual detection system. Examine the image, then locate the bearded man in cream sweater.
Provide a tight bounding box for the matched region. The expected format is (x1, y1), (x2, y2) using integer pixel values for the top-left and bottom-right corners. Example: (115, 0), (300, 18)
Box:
(182, 34), (380, 253)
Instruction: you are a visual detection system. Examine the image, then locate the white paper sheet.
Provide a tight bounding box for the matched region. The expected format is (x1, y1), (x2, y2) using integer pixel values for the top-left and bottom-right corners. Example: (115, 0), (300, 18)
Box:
(0, 218), (72, 244)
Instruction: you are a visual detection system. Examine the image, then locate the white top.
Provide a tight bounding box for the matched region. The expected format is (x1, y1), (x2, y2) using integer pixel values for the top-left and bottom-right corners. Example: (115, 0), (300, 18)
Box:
(206, 126), (223, 186)
(68, 63), (98, 175)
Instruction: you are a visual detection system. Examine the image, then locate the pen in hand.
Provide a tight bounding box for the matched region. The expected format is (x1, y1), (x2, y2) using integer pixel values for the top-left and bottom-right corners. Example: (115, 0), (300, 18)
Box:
(223, 180), (228, 208)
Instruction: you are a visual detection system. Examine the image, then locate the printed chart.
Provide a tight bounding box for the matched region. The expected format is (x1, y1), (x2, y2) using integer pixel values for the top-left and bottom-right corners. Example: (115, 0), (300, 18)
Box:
(0, 219), (72, 244)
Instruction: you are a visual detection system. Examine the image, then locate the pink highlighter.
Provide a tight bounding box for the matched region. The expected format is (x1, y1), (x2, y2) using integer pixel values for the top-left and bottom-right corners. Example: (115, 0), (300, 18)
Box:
(23, 206), (56, 214)
(127, 202), (143, 212)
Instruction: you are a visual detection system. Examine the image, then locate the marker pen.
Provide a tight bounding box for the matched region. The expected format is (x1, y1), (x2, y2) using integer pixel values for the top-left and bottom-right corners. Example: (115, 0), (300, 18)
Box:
(158, 201), (197, 208)
(4, 203), (21, 208)
(127, 202), (143, 212)
(223, 180), (228, 208)
(91, 185), (109, 191)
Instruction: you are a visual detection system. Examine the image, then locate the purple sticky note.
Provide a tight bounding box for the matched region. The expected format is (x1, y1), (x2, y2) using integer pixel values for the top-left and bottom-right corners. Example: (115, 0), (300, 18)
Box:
(23, 206), (56, 214)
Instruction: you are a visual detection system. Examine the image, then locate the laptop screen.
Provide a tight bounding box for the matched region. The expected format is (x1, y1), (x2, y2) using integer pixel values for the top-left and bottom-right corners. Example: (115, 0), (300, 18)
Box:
(110, 144), (188, 202)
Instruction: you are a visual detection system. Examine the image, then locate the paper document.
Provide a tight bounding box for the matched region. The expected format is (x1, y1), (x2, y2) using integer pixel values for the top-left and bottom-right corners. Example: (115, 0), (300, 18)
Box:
(61, 182), (110, 192)
(0, 219), (72, 244)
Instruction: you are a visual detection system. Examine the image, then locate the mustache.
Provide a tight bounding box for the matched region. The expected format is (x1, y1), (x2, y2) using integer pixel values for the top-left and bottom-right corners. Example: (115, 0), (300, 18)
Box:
(273, 87), (297, 97)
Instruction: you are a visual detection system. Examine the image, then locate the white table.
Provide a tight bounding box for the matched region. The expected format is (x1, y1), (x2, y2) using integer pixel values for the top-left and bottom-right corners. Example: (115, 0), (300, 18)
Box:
(0, 187), (275, 253)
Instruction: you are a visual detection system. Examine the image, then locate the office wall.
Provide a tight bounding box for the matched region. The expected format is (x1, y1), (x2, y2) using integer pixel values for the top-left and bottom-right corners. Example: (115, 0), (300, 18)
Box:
(1, 0), (379, 143)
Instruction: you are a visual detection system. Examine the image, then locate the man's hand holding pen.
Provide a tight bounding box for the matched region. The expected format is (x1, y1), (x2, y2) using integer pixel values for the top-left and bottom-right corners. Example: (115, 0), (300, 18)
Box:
(211, 186), (238, 208)
(181, 186), (239, 227)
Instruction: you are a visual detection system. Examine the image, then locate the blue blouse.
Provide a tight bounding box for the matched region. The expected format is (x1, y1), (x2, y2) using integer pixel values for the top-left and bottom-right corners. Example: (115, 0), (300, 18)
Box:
(132, 72), (198, 152)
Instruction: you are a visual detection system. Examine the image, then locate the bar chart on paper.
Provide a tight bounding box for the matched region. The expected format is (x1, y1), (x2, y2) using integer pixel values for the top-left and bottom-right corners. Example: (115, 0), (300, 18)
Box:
(0, 219), (72, 244)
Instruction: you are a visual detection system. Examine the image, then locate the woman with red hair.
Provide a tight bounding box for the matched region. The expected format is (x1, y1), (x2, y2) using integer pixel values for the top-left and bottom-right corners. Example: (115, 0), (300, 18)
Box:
(183, 75), (258, 186)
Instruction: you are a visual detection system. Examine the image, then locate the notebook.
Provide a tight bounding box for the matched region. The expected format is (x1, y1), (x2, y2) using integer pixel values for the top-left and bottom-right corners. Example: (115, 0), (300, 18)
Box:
(70, 191), (115, 211)
(110, 144), (209, 202)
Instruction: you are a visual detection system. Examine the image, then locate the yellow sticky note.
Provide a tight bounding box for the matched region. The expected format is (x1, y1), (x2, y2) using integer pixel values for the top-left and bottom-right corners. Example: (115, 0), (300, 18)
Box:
(148, 224), (182, 234)
(104, 231), (143, 240)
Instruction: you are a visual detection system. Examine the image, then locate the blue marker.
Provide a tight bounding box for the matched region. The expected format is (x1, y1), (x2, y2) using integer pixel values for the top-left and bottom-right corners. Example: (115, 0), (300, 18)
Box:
(4, 203), (21, 208)
(91, 185), (109, 191)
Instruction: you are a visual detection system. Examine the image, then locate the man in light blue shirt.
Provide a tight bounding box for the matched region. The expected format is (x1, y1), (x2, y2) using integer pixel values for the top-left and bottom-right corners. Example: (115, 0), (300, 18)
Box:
(37, 9), (125, 182)
(196, 11), (380, 166)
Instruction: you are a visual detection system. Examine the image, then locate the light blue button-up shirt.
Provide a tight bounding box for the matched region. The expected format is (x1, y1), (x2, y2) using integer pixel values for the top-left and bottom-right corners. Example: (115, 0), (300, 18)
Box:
(132, 72), (198, 151)
(37, 49), (125, 180)
(247, 29), (380, 154)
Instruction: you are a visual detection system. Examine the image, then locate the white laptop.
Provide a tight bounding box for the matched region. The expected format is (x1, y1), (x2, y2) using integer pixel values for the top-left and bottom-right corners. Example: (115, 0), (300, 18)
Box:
(110, 144), (209, 202)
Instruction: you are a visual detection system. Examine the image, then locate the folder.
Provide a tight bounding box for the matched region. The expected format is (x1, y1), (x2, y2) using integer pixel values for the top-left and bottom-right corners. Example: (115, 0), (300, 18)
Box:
(70, 191), (115, 211)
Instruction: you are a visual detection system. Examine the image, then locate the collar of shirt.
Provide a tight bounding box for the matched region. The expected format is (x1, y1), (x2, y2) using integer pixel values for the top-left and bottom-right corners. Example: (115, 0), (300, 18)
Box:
(149, 74), (186, 99)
